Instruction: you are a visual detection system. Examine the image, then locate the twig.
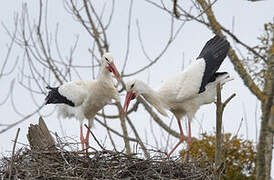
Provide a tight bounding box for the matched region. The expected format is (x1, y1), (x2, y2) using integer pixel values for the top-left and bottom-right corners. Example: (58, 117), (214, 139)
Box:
(123, 15), (185, 77)
(126, 116), (150, 159)
(173, 0), (179, 18)
(121, 0), (133, 75)
(94, 117), (138, 142)
(102, 109), (117, 151)
(9, 128), (20, 180)
(234, 118), (243, 138)
(83, 0), (104, 56)
(0, 104), (44, 134)
(117, 102), (131, 155)
(214, 83), (236, 180)
(223, 93), (236, 108)
(138, 96), (181, 139)
(215, 83), (222, 180)
(84, 124), (105, 150)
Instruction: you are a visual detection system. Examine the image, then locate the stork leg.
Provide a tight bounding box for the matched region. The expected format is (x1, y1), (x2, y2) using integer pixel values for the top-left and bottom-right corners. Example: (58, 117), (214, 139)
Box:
(167, 118), (185, 159)
(183, 119), (192, 161)
(85, 119), (92, 149)
(85, 125), (90, 149)
(80, 125), (85, 151)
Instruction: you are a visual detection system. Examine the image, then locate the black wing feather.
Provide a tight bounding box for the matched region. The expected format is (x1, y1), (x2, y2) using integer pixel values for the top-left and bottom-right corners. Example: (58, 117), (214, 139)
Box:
(45, 86), (75, 107)
(196, 35), (230, 93)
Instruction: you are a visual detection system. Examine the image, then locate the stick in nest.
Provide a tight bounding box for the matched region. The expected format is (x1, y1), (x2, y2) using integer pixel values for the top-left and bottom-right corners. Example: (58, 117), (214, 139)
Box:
(84, 124), (105, 151)
(8, 128), (20, 180)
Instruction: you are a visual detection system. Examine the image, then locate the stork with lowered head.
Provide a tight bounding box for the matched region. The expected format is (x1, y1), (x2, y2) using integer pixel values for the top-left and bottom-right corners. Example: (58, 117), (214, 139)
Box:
(123, 35), (233, 160)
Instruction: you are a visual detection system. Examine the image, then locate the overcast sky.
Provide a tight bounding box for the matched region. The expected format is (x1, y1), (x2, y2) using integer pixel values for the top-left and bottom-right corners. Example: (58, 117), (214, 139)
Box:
(0, 0), (273, 177)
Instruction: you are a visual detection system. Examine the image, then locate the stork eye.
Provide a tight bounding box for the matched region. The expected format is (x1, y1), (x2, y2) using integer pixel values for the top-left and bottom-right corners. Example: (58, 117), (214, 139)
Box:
(105, 57), (109, 62)
(130, 83), (135, 89)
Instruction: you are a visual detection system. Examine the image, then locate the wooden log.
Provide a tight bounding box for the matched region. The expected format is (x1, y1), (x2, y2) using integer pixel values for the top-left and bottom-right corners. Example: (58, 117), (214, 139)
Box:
(27, 117), (57, 151)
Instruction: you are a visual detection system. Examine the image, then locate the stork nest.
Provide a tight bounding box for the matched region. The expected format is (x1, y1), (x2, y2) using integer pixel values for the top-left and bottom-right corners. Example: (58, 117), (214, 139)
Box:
(0, 143), (214, 180)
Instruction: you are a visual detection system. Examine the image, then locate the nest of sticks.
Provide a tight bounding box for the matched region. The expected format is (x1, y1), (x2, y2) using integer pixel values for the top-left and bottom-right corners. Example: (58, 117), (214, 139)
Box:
(1, 148), (214, 179)
(0, 118), (214, 179)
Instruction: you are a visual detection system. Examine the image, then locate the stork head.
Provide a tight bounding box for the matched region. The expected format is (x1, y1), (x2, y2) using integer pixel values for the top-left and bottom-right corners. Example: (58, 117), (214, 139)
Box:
(102, 53), (120, 81)
(123, 79), (142, 115)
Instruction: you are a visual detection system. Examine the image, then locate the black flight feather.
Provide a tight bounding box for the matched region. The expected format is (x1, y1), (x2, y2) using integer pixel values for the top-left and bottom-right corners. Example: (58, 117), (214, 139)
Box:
(45, 86), (75, 107)
(196, 35), (230, 93)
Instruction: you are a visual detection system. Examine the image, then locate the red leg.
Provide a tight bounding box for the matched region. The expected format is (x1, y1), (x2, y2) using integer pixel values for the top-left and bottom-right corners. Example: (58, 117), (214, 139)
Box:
(167, 118), (185, 159)
(184, 120), (192, 161)
(85, 124), (90, 149)
(80, 124), (85, 151)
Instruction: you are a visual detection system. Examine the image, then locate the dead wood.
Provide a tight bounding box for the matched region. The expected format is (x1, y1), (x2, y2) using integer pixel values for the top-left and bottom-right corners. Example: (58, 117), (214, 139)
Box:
(27, 117), (56, 151)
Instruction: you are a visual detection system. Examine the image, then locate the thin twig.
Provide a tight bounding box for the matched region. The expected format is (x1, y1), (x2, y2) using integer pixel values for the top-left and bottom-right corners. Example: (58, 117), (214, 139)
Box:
(9, 128), (20, 180)
(84, 124), (105, 150)
(121, 0), (134, 75)
(223, 93), (236, 108)
(102, 109), (117, 151)
(94, 117), (138, 142)
(214, 83), (236, 180)
(0, 104), (44, 134)
(126, 116), (150, 159)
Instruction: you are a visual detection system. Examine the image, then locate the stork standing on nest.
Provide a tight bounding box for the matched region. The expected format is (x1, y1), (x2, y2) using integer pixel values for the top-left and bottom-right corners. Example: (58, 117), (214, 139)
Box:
(45, 53), (121, 150)
(123, 35), (232, 160)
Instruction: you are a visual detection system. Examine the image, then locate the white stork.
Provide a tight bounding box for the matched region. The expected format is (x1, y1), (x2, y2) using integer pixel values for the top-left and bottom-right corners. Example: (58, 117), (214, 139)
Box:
(45, 53), (120, 150)
(123, 35), (233, 160)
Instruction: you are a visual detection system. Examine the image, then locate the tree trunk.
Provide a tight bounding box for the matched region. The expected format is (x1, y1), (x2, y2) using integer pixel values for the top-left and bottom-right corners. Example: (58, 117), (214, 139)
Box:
(268, 105), (274, 132)
(256, 54), (274, 180)
(257, 104), (274, 180)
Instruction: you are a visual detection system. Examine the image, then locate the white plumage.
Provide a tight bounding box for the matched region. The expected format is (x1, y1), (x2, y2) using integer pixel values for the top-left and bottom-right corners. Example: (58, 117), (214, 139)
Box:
(58, 81), (89, 107)
(45, 53), (120, 150)
(159, 59), (206, 102)
(123, 35), (232, 160)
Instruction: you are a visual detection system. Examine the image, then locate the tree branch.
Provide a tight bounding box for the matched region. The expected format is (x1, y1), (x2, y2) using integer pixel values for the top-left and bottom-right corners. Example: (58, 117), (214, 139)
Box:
(196, 0), (265, 102)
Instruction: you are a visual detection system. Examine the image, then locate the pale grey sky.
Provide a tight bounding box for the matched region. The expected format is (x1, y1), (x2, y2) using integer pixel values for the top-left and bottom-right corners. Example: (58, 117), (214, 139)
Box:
(0, 0), (273, 177)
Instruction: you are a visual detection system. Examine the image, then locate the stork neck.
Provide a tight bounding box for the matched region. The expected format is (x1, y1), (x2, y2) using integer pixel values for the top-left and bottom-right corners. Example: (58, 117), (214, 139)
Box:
(139, 82), (159, 100)
(139, 82), (168, 116)
(98, 66), (113, 82)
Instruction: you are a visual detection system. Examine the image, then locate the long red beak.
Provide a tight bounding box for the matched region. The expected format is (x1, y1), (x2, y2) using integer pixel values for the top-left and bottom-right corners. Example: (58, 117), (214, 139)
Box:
(107, 62), (120, 81)
(123, 90), (136, 116)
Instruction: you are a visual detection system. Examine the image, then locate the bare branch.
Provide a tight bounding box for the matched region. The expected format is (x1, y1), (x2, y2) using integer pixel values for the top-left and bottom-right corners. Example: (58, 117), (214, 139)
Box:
(195, 0), (265, 102)
(126, 116), (150, 159)
(0, 104), (44, 134)
(94, 117), (138, 143)
(121, 0), (134, 75)
(137, 96), (180, 139)
(8, 128), (20, 180)
(123, 17), (185, 77)
(116, 103), (131, 155)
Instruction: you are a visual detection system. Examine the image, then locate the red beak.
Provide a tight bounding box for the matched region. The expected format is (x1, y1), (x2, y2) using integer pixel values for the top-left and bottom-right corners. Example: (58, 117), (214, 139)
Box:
(123, 90), (136, 116)
(107, 62), (120, 82)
